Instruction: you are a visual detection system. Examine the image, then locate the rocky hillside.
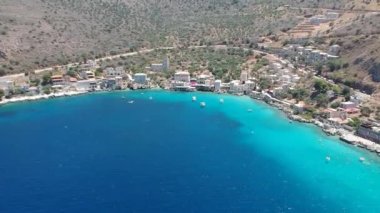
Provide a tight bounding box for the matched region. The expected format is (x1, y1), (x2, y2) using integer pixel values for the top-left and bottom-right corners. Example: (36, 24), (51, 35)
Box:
(0, 0), (351, 75)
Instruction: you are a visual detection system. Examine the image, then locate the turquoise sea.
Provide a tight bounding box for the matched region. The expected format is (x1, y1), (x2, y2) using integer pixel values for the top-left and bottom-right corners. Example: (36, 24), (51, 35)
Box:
(0, 90), (380, 212)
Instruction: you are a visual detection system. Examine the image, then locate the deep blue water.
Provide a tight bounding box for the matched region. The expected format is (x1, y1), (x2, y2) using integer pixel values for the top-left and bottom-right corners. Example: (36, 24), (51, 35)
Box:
(0, 90), (380, 213)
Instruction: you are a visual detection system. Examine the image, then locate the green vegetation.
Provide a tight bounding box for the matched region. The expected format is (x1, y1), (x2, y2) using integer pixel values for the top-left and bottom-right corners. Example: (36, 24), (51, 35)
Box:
(41, 73), (52, 86)
(0, 89), (4, 100)
(252, 58), (269, 72)
(99, 47), (249, 81)
(258, 78), (271, 90)
(348, 117), (362, 129)
(327, 59), (343, 72)
(291, 88), (309, 101)
(66, 68), (77, 78)
(43, 87), (51, 95)
(314, 79), (330, 94)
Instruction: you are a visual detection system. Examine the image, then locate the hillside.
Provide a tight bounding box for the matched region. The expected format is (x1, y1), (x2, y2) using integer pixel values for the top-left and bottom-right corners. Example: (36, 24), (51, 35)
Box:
(0, 0), (351, 75)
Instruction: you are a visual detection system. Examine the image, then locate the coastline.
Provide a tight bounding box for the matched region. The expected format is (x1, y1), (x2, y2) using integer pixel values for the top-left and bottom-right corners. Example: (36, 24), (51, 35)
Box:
(2, 88), (380, 157)
(0, 90), (89, 106)
(248, 93), (380, 156)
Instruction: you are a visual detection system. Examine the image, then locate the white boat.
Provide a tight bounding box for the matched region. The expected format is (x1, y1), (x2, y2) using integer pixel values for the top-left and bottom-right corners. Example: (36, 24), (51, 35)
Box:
(149, 96), (153, 100)
(128, 100), (135, 104)
(359, 157), (365, 162)
(192, 96), (197, 102)
(200, 102), (206, 108)
(247, 109), (253, 112)
(219, 98), (224, 104)
(325, 156), (331, 162)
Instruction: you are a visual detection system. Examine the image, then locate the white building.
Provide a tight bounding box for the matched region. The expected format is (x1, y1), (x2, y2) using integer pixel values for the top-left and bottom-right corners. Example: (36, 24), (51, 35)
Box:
(151, 64), (164, 72)
(75, 79), (97, 91)
(341, 101), (358, 109)
(134, 73), (148, 84)
(214, 80), (222, 91)
(80, 71), (95, 79)
(105, 67), (124, 78)
(240, 71), (248, 83)
(174, 71), (190, 83)
(197, 74), (213, 85)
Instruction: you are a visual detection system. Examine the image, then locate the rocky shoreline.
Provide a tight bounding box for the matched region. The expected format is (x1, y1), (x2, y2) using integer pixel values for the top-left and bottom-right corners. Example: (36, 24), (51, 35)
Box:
(248, 93), (380, 156)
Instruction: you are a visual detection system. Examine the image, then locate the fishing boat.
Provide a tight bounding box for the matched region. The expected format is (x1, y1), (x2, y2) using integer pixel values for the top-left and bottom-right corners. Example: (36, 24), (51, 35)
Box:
(219, 98), (224, 104)
(128, 100), (135, 104)
(192, 96), (197, 102)
(200, 102), (206, 108)
(359, 157), (366, 162)
(325, 156), (331, 162)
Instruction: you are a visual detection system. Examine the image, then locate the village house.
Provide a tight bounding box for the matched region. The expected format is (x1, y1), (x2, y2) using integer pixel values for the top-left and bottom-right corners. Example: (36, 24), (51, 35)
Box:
(75, 79), (97, 91)
(340, 101), (360, 114)
(80, 71), (95, 80)
(51, 75), (64, 86)
(133, 73), (148, 85)
(322, 108), (348, 124)
(174, 71), (190, 83)
(214, 80), (222, 92)
(172, 71), (195, 91)
(105, 67), (125, 78)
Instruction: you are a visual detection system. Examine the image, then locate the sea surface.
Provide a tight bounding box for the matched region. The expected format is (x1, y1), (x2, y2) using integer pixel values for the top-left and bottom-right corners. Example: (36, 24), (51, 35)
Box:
(0, 90), (380, 213)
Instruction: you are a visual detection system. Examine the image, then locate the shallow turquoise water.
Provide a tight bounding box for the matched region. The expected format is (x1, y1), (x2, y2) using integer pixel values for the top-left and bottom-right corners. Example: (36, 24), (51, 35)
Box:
(0, 90), (379, 212)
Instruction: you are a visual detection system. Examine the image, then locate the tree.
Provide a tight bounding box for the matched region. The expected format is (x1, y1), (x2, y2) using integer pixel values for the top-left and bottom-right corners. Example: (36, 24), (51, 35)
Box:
(0, 89), (4, 100)
(291, 88), (309, 101)
(66, 68), (77, 77)
(315, 93), (329, 108)
(348, 117), (361, 129)
(315, 63), (323, 75)
(258, 78), (271, 90)
(327, 59), (342, 72)
(314, 79), (329, 93)
(43, 87), (51, 95)
(41, 74), (52, 86)
(341, 86), (351, 96)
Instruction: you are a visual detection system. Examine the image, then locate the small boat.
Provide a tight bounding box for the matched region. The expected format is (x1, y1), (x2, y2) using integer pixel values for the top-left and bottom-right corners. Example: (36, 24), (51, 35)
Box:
(325, 156), (331, 162)
(149, 96), (153, 100)
(247, 109), (253, 112)
(359, 157), (365, 162)
(200, 102), (206, 108)
(219, 98), (224, 104)
(128, 100), (135, 104)
(192, 96), (197, 102)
